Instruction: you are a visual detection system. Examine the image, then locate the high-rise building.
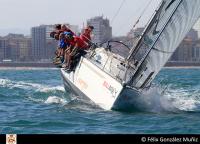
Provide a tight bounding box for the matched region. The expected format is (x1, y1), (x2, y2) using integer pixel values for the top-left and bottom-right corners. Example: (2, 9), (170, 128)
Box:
(185, 28), (198, 41)
(19, 37), (31, 61)
(45, 25), (57, 61)
(31, 24), (79, 61)
(193, 18), (200, 38)
(87, 16), (112, 44)
(170, 28), (198, 62)
(3, 34), (31, 61)
(0, 38), (7, 60)
(192, 40), (200, 61)
(170, 38), (194, 62)
(31, 25), (47, 60)
(31, 25), (58, 61)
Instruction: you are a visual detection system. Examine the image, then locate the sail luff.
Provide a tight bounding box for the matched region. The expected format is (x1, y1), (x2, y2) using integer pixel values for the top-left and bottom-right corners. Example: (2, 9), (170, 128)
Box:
(124, 0), (200, 89)
(127, 0), (183, 86)
(126, 1), (164, 61)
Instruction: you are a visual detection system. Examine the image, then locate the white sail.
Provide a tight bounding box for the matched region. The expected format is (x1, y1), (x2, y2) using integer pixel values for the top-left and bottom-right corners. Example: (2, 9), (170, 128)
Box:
(126, 0), (200, 89)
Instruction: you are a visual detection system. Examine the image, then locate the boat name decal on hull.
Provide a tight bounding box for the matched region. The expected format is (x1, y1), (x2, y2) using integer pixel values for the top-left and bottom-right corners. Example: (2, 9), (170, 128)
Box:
(77, 78), (88, 89)
(103, 81), (118, 98)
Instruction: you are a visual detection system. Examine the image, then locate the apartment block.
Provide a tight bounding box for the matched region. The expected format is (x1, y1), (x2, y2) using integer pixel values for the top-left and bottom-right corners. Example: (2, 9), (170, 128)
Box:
(87, 16), (112, 44)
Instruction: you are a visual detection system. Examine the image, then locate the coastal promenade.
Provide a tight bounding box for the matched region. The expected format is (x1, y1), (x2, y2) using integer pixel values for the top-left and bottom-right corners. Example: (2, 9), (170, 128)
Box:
(0, 62), (55, 68)
(0, 61), (200, 68)
(165, 61), (200, 67)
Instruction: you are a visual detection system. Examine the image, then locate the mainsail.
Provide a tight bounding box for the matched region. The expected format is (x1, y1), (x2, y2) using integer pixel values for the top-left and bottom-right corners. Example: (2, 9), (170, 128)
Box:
(126, 0), (200, 89)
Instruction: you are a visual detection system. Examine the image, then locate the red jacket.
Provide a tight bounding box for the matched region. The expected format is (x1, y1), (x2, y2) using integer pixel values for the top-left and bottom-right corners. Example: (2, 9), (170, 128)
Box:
(80, 28), (92, 43)
(73, 36), (89, 49)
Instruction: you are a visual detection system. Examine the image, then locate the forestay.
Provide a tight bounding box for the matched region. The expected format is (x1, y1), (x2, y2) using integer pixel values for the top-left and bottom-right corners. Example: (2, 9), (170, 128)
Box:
(126, 0), (200, 89)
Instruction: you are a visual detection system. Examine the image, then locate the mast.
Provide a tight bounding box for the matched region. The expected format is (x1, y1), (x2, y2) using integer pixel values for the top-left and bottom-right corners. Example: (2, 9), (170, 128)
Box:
(123, 0), (200, 89)
(127, 0), (183, 86)
(126, 1), (165, 61)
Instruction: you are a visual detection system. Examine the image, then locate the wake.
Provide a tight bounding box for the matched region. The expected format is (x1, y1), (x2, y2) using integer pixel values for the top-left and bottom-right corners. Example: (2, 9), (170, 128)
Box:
(0, 78), (99, 111)
(0, 78), (65, 93)
(1, 78), (200, 113)
(133, 84), (200, 113)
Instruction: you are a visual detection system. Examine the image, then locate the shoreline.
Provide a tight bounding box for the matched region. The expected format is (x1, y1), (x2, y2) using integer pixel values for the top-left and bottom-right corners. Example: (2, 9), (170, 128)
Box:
(164, 66), (200, 69)
(0, 67), (58, 70)
(0, 66), (200, 70)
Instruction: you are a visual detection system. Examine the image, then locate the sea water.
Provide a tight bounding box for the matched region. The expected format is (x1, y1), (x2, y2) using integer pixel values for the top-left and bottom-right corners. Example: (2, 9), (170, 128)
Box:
(0, 68), (200, 134)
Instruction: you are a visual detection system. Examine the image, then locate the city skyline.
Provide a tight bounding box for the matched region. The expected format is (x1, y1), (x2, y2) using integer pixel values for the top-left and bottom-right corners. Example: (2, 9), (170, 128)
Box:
(0, 0), (161, 36)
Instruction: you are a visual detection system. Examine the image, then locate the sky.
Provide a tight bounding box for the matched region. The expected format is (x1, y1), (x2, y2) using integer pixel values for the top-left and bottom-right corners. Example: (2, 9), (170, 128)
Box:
(0, 0), (161, 36)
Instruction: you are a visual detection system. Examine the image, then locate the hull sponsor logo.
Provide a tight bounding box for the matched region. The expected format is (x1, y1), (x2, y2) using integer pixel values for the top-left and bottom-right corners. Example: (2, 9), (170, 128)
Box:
(103, 81), (118, 98)
(77, 78), (88, 89)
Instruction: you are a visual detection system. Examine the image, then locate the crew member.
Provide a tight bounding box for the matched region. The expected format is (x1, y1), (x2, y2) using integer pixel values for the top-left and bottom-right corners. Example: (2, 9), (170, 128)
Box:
(63, 33), (89, 70)
(80, 25), (94, 46)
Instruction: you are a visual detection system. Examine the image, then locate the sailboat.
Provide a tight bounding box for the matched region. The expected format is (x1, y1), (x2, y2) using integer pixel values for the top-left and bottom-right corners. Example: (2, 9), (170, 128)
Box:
(61, 0), (200, 110)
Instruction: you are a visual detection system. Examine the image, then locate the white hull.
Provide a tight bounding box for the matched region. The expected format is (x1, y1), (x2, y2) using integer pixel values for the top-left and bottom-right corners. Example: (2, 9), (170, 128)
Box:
(60, 0), (200, 111)
(61, 55), (141, 110)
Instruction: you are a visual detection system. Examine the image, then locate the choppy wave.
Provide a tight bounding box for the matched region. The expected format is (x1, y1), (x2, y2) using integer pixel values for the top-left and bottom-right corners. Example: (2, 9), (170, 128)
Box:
(0, 78), (65, 92)
(44, 96), (68, 105)
(163, 88), (200, 112)
(132, 84), (200, 113)
(2, 69), (200, 134)
(1, 74), (200, 113)
(0, 78), (68, 105)
(0, 78), (97, 111)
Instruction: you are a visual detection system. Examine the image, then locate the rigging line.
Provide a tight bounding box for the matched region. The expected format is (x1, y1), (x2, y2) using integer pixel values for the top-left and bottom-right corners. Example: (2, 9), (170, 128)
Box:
(112, 37), (136, 45)
(130, 0), (153, 31)
(105, 36), (139, 50)
(127, 0), (183, 86)
(115, 0), (153, 36)
(126, 0), (163, 61)
(111, 0), (126, 24)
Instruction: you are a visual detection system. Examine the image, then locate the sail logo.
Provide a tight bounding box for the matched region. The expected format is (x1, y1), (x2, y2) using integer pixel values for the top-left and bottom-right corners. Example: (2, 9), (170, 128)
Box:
(103, 81), (118, 98)
(152, 0), (177, 36)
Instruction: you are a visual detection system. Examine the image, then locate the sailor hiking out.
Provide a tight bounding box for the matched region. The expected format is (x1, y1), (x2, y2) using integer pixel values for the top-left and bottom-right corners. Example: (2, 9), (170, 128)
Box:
(50, 24), (94, 71)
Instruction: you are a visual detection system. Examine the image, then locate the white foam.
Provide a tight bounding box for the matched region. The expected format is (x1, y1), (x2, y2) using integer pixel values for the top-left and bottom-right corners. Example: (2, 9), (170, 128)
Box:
(27, 96), (44, 103)
(0, 78), (12, 87)
(1, 78), (200, 112)
(44, 96), (67, 105)
(39, 86), (65, 93)
(164, 89), (200, 111)
(135, 87), (175, 112)
(0, 78), (65, 92)
(137, 85), (200, 113)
